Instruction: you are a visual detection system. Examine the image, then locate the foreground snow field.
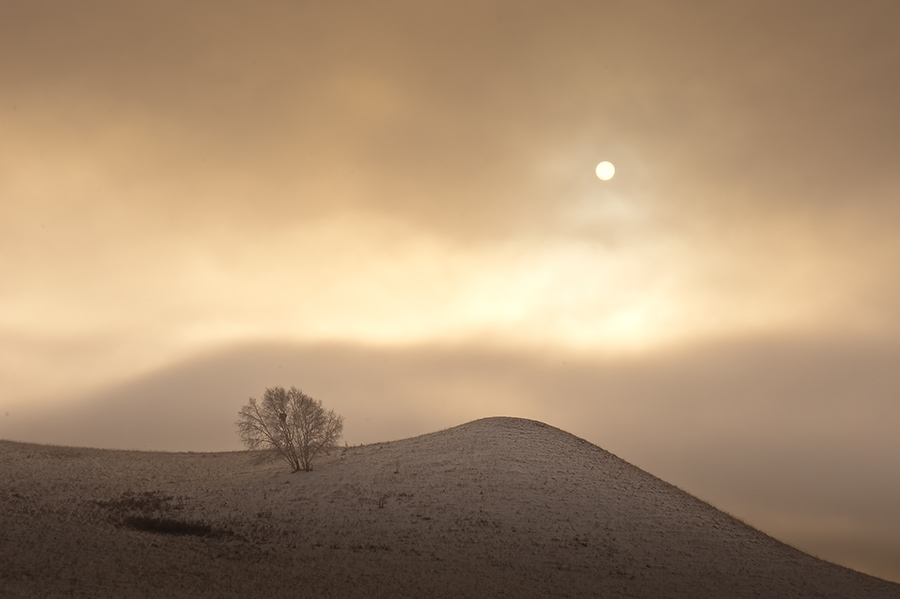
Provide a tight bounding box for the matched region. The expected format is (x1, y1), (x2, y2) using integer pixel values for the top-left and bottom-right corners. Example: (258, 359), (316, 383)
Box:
(2, 417), (899, 598)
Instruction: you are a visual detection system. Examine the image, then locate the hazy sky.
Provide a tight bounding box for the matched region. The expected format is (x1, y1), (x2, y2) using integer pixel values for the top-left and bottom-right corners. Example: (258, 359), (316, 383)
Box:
(3, 0), (900, 583)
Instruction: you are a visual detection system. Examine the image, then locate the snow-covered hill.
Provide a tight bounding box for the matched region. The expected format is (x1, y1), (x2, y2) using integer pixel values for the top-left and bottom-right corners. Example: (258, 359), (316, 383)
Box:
(2, 417), (898, 598)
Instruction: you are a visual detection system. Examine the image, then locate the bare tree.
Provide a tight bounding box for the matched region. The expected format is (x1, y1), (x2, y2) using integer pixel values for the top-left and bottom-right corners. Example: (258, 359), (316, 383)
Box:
(236, 386), (344, 472)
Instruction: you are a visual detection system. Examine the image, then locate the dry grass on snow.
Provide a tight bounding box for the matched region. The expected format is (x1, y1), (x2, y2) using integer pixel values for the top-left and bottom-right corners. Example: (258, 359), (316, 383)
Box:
(2, 417), (899, 598)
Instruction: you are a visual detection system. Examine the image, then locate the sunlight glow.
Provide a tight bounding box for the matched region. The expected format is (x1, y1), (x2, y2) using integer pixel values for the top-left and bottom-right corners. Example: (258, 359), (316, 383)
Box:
(596, 161), (615, 181)
(2, 207), (881, 408)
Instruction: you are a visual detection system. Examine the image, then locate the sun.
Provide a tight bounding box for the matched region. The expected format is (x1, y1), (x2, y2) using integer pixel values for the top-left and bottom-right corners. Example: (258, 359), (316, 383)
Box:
(595, 161), (615, 181)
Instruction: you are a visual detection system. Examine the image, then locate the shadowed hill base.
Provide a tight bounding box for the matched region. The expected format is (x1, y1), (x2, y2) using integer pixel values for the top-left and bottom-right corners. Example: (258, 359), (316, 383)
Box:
(2, 417), (899, 598)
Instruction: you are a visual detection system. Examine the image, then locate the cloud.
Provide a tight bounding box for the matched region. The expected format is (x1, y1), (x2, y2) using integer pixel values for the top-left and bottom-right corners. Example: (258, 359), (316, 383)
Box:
(3, 1), (897, 233)
(4, 200), (896, 413)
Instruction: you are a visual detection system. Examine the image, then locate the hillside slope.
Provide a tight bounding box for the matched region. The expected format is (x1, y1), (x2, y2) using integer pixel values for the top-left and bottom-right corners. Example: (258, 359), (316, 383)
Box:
(2, 417), (898, 598)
